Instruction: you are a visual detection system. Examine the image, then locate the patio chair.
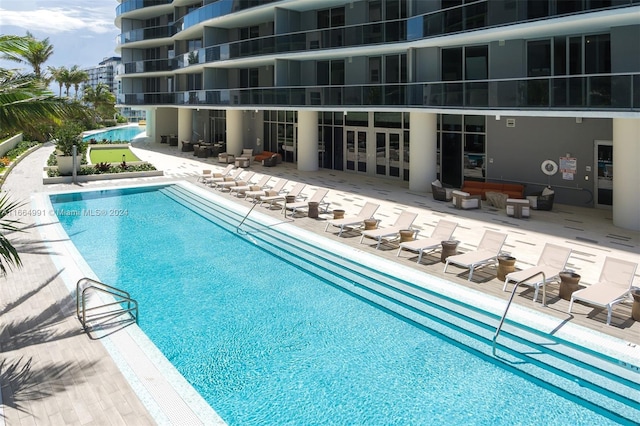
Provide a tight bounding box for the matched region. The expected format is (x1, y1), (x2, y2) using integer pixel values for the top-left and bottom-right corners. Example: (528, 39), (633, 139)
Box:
(568, 257), (638, 325)
(397, 219), (458, 263)
(324, 202), (380, 237)
(431, 180), (453, 202)
(359, 211), (418, 250)
(229, 175), (270, 197)
(285, 188), (330, 217)
(216, 171), (255, 191)
(443, 230), (507, 281)
(207, 166), (242, 186)
(245, 179), (288, 202)
(259, 182), (306, 209)
(502, 243), (572, 303)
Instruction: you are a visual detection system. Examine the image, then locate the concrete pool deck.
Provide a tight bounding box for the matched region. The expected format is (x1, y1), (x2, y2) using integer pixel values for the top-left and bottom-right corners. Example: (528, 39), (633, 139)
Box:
(0, 140), (638, 424)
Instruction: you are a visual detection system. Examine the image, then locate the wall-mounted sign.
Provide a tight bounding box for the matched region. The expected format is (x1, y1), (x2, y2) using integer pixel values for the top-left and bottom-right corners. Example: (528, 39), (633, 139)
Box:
(560, 157), (577, 180)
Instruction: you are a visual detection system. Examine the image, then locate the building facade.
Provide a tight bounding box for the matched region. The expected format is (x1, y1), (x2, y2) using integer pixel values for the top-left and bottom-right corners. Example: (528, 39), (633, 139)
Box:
(115, 0), (640, 230)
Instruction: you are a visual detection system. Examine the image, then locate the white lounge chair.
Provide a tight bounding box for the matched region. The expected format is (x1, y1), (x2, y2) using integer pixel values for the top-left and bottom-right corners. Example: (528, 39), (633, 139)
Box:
(285, 188), (330, 217)
(208, 167), (243, 187)
(245, 179), (288, 202)
(216, 171), (254, 191)
(397, 219), (458, 263)
(568, 257), (638, 325)
(203, 164), (234, 184)
(229, 175), (270, 197)
(324, 202), (380, 237)
(502, 243), (572, 304)
(260, 182), (306, 209)
(197, 169), (212, 183)
(359, 211), (418, 249)
(443, 230), (507, 281)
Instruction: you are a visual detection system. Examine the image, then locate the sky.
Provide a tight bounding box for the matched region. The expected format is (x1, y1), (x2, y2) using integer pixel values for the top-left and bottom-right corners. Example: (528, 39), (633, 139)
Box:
(0, 0), (120, 92)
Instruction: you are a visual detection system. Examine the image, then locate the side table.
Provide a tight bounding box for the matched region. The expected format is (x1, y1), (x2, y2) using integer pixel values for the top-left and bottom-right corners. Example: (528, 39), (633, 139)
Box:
(364, 219), (378, 230)
(631, 289), (640, 321)
(441, 240), (459, 263)
(559, 271), (581, 301)
(497, 255), (516, 281)
(308, 201), (319, 219)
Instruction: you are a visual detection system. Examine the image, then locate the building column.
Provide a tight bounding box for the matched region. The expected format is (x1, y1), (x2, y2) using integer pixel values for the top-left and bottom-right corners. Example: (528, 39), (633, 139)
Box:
(145, 109), (156, 142)
(409, 112), (437, 193)
(612, 118), (640, 231)
(297, 110), (318, 171)
(177, 108), (192, 144)
(226, 109), (243, 155)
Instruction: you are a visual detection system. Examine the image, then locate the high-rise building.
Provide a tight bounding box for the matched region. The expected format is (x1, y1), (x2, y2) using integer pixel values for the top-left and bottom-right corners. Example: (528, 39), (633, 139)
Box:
(115, 0), (640, 230)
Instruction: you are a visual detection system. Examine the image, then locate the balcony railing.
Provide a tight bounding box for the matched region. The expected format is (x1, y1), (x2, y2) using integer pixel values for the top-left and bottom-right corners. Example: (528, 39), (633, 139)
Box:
(116, 0), (172, 16)
(119, 24), (177, 45)
(123, 58), (175, 74)
(118, 73), (640, 111)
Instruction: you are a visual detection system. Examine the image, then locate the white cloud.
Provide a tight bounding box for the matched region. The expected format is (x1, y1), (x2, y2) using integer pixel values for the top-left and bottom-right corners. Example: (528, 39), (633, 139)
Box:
(0, 6), (115, 34)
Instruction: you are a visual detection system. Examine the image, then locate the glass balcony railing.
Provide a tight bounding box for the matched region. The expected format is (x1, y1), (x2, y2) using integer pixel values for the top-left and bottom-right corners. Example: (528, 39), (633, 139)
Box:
(118, 74), (639, 111)
(123, 58), (175, 74)
(116, 0), (172, 16)
(119, 24), (177, 45)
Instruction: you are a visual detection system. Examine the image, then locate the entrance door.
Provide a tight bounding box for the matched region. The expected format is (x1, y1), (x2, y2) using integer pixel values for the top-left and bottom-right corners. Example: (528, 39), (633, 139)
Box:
(375, 131), (402, 178)
(595, 140), (613, 207)
(346, 129), (367, 173)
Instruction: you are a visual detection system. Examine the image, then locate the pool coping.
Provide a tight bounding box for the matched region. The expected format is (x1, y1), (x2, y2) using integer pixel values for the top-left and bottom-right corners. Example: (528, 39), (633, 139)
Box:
(32, 180), (640, 424)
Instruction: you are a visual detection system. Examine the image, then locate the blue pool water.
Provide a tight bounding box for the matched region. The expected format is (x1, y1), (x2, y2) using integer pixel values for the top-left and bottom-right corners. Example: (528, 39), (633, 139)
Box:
(83, 125), (145, 142)
(49, 185), (622, 425)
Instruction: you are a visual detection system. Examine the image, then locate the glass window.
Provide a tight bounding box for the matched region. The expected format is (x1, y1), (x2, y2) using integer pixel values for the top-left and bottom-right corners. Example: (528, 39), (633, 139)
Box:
(385, 55), (400, 83)
(554, 37), (566, 75)
(345, 112), (369, 127)
(464, 115), (485, 132)
(331, 7), (345, 27)
(465, 46), (487, 80)
(374, 112), (402, 128)
(441, 114), (462, 131)
(331, 60), (345, 85)
(585, 34), (610, 74)
(317, 61), (329, 85)
(569, 36), (582, 75)
(317, 10), (329, 29)
(528, 40), (551, 77)
(369, 0), (382, 22)
(442, 48), (463, 81)
(369, 57), (381, 83)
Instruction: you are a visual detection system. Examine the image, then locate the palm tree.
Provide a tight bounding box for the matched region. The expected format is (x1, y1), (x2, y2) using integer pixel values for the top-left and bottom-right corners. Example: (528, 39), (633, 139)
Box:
(69, 67), (89, 99)
(0, 195), (23, 274)
(48, 65), (67, 97)
(83, 83), (116, 120)
(1, 32), (54, 79)
(0, 35), (86, 137)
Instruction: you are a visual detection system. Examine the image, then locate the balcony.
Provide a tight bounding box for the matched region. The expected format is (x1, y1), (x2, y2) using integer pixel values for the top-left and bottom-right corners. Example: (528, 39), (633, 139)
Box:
(119, 24), (177, 45)
(116, 0), (172, 16)
(118, 73), (639, 112)
(123, 58), (175, 74)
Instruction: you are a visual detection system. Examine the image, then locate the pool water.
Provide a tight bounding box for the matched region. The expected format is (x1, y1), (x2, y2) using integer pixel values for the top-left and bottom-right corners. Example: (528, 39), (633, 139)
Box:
(49, 185), (625, 425)
(83, 125), (145, 142)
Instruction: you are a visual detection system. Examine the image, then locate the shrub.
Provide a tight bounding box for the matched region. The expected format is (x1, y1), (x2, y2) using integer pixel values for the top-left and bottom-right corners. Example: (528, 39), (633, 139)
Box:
(54, 122), (87, 157)
(93, 162), (111, 173)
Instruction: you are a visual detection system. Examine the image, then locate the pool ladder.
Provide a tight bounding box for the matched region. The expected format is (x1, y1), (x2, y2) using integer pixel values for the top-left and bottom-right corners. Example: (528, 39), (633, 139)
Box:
(76, 278), (138, 336)
(492, 271), (546, 356)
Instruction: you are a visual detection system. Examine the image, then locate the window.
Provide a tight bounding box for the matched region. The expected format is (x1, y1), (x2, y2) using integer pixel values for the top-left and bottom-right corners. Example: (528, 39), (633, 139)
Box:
(527, 40), (551, 77)
(465, 46), (488, 80)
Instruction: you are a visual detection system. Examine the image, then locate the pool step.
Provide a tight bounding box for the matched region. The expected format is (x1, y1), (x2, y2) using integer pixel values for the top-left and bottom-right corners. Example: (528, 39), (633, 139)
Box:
(161, 184), (640, 424)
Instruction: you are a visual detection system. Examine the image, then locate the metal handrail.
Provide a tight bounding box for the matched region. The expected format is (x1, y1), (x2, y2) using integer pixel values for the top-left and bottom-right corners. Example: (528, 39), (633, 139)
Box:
(492, 271), (546, 356)
(236, 201), (259, 234)
(76, 277), (138, 331)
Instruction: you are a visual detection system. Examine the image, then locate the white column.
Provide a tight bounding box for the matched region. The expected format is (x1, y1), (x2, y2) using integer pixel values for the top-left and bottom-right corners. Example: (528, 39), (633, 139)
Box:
(177, 108), (192, 143)
(226, 109), (243, 155)
(145, 109), (156, 142)
(612, 118), (640, 231)
(409, 112), (437, 193)
(297, 110), (318, 171)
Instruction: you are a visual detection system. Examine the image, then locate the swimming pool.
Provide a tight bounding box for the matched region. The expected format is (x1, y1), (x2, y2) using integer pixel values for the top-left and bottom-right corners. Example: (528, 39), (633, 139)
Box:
(47, 183), (640, 425)
(83, 125), (146, 142)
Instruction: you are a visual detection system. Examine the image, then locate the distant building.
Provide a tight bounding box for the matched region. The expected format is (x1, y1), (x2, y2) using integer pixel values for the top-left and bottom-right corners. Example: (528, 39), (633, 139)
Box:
(84, 56), (145, 122)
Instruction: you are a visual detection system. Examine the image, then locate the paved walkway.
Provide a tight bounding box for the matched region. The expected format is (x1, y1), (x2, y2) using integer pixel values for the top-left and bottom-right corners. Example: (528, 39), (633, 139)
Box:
(1, 139), (638, 424)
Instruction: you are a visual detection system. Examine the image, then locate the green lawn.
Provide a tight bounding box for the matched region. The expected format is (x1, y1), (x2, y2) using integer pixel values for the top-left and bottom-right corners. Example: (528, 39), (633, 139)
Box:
(89, 147), (140, 163)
